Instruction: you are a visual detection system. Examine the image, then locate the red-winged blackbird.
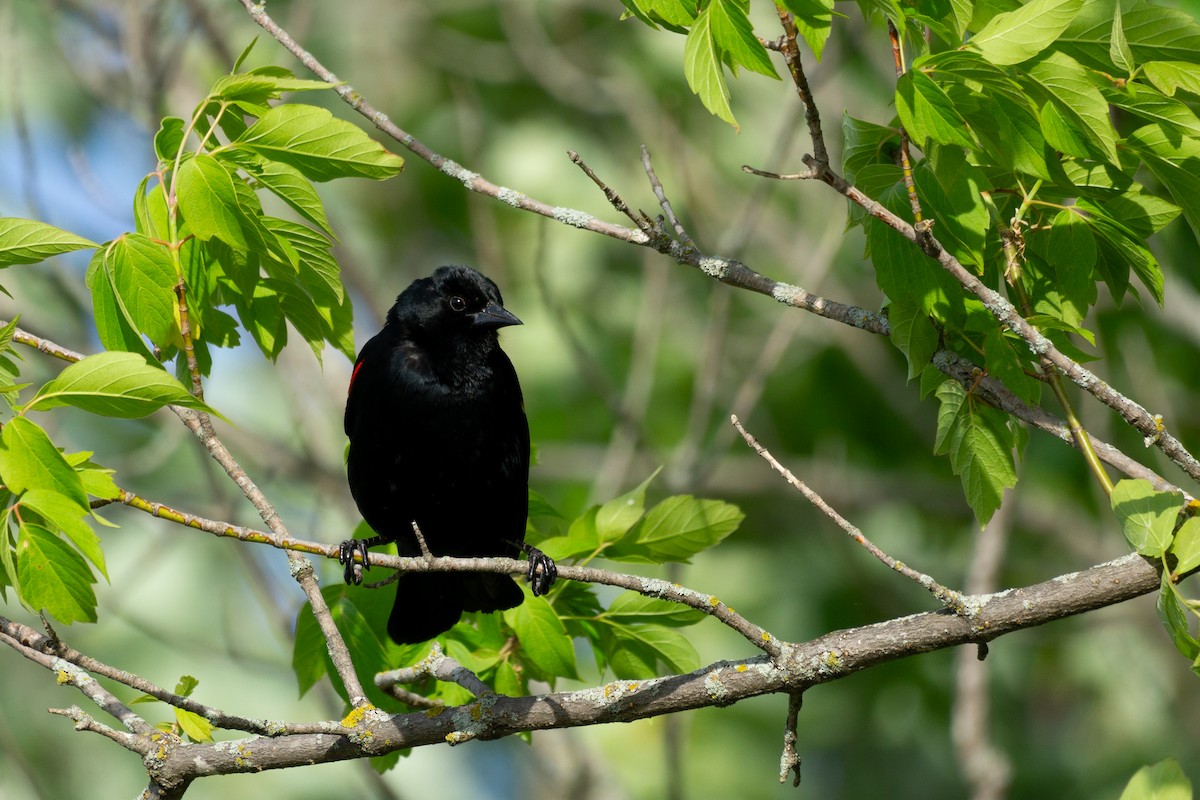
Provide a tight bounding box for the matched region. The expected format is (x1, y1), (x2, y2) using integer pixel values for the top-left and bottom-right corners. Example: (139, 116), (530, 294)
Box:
(338, 265), (555, 644)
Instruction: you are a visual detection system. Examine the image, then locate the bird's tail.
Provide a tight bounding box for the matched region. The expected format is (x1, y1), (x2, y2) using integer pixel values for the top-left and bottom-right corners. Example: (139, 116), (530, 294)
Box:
(386, 572), (524, 645)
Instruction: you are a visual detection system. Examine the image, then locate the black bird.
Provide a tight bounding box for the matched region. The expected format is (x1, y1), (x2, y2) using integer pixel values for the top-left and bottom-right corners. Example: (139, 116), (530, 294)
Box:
(338, 265), (555, 644)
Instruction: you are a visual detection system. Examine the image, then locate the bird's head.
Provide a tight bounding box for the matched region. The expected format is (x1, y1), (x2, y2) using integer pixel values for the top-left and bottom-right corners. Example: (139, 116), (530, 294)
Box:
(389, 265), (522, 341)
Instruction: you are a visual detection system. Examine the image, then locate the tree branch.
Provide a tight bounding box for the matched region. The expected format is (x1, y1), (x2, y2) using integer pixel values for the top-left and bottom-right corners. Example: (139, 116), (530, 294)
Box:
(115, 552), (1160, 786)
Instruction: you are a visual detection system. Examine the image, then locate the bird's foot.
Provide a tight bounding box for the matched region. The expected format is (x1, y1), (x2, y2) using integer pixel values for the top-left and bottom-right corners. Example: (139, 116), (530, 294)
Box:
(338, 537), (382, 585)
(522, 544), (557, 596)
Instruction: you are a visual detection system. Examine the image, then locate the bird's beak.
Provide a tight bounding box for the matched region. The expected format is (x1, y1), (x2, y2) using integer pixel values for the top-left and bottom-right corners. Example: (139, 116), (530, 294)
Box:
(473, 302), (522, 329)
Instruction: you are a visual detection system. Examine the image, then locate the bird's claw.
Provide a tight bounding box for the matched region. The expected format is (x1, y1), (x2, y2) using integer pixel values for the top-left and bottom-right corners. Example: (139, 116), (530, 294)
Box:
(523, 545), (557, 596)
(338, 539), (371, 585)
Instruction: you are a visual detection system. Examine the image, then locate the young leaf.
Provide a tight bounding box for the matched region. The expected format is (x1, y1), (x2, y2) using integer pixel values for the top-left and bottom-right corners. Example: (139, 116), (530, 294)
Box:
(1117, 758), (1193, 800)
(609, 496), (744, 563)
(176, 154), (249, 250)
(105, 234), (179, 346)
(504, 593), (578, 681)
(18, 489), (108, 579)
(708, 0), (779, 80)
(1125, 124), (1200, 245)
(888, 300), (938, 381)
(969, 0), (1084, 66)
(0, 417), (90, 508)
(1171, 517), (1200, 576)
(154, 117), (186, 163)
(608, 625), (700, 678)
(243, 159), (337, 239)
(604, 591), (706, 627)
(895, 70), (974, 148)
(1142, 61), (1200, 98)
(684, 5), (737, 129)
(84, 249), (158, 362)
(1110, 479), (1180, 558)
(28, 351), (220, 419)
(1109, 5), (1134, 75)
(1157, 574), (1200, 659)
(0, 218), (97, 267)
(175, 709), (215, 743)
(595, 468), (660, 543)
(231, 104), (404, 182)
(16, 523), (97, 624)
(933, 380), (1017, 526)
(1027, 51), (1119, 164)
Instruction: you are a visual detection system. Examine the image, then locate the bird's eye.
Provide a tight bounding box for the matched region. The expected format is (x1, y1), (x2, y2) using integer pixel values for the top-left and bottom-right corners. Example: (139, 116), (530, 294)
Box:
(448, 296), (467, 312)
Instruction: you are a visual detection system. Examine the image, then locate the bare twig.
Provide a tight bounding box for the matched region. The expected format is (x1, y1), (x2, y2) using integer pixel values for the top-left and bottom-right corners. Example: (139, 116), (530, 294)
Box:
(731, 415), (965, 611)
(641, 145), (694, 246)
(568, 149), (651, 232)
(779, 691), (803, 787)
(376, 642), (495, 703)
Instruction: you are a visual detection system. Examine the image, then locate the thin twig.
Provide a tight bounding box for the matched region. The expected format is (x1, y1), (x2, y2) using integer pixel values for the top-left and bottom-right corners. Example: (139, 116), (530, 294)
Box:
(731, 415), (965, 611)
(887, 19), (924, 227)
(779, 691), (803, 786)
(568, 149), (651, 232)
(376, 642), (495, 702)
(641, 145), (694, 246)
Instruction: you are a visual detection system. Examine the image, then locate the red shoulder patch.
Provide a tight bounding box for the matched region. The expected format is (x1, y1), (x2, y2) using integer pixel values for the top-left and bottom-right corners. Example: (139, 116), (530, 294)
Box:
(348, 359), (365, 395)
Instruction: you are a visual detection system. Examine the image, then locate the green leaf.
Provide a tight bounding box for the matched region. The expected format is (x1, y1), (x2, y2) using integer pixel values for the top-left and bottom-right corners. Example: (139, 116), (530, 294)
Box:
(1157, 573), (1200, 659)
(895, 70), (974, 148)
(888, 300), (938, 380)
(105, 234), (179, 346)
(84, 249), (158, 362)
(18, 489), (107, 579)
(1109, 4), (1134, 75)
(604, 591), (706, 627)
(1143, 62), (1200, 99)
(970, 93), (1052, 180)
(175, 708), (215, 743)
(1125, 125), (1200, 246)
(1104, 83), (1200, 140)
(1110, 479), (1180, 558)
(707, 0), (779, 80)
(1062, 2), (1200, 69)
(231, 104), (404, 182)
(210, 69), (333, 104)
(243, 159), (336, 239)
(608, 495), (744, 563)
(504, 593), (578, 681)
(16, 523), (97, 624)
(784, 0), (834, 59)
(174, 675), (200, 697)
(1088, 215), (1164, 307)
(537, 506), (600, 561)
(0, 417), (89, 508)
(154, 117), (186, 163)
(29, 351), (220, 419)
(1118, 758), (1193, 800)
(0, 218), (97, 267)
(1027, 51), (1119, 164)
(133, 175), (171, 240)
(1171, 517), (1200, 575)
(176, 154), (249, 250)
(1045, 209), (1097, 310)
(683, 5), (737, 129)
(969, 0), (1084, 66)
(914, 150), (989, 269)
(933, 380), (1017, 526)
(608, 625), (700, 679)
(983, 327), (1040, 404)
(596, 468), (660, 543)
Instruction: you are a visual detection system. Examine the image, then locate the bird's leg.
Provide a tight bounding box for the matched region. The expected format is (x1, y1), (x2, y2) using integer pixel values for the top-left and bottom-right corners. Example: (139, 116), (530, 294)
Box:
(338, 535), (388, 585)
(522, 544), (557, 597)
